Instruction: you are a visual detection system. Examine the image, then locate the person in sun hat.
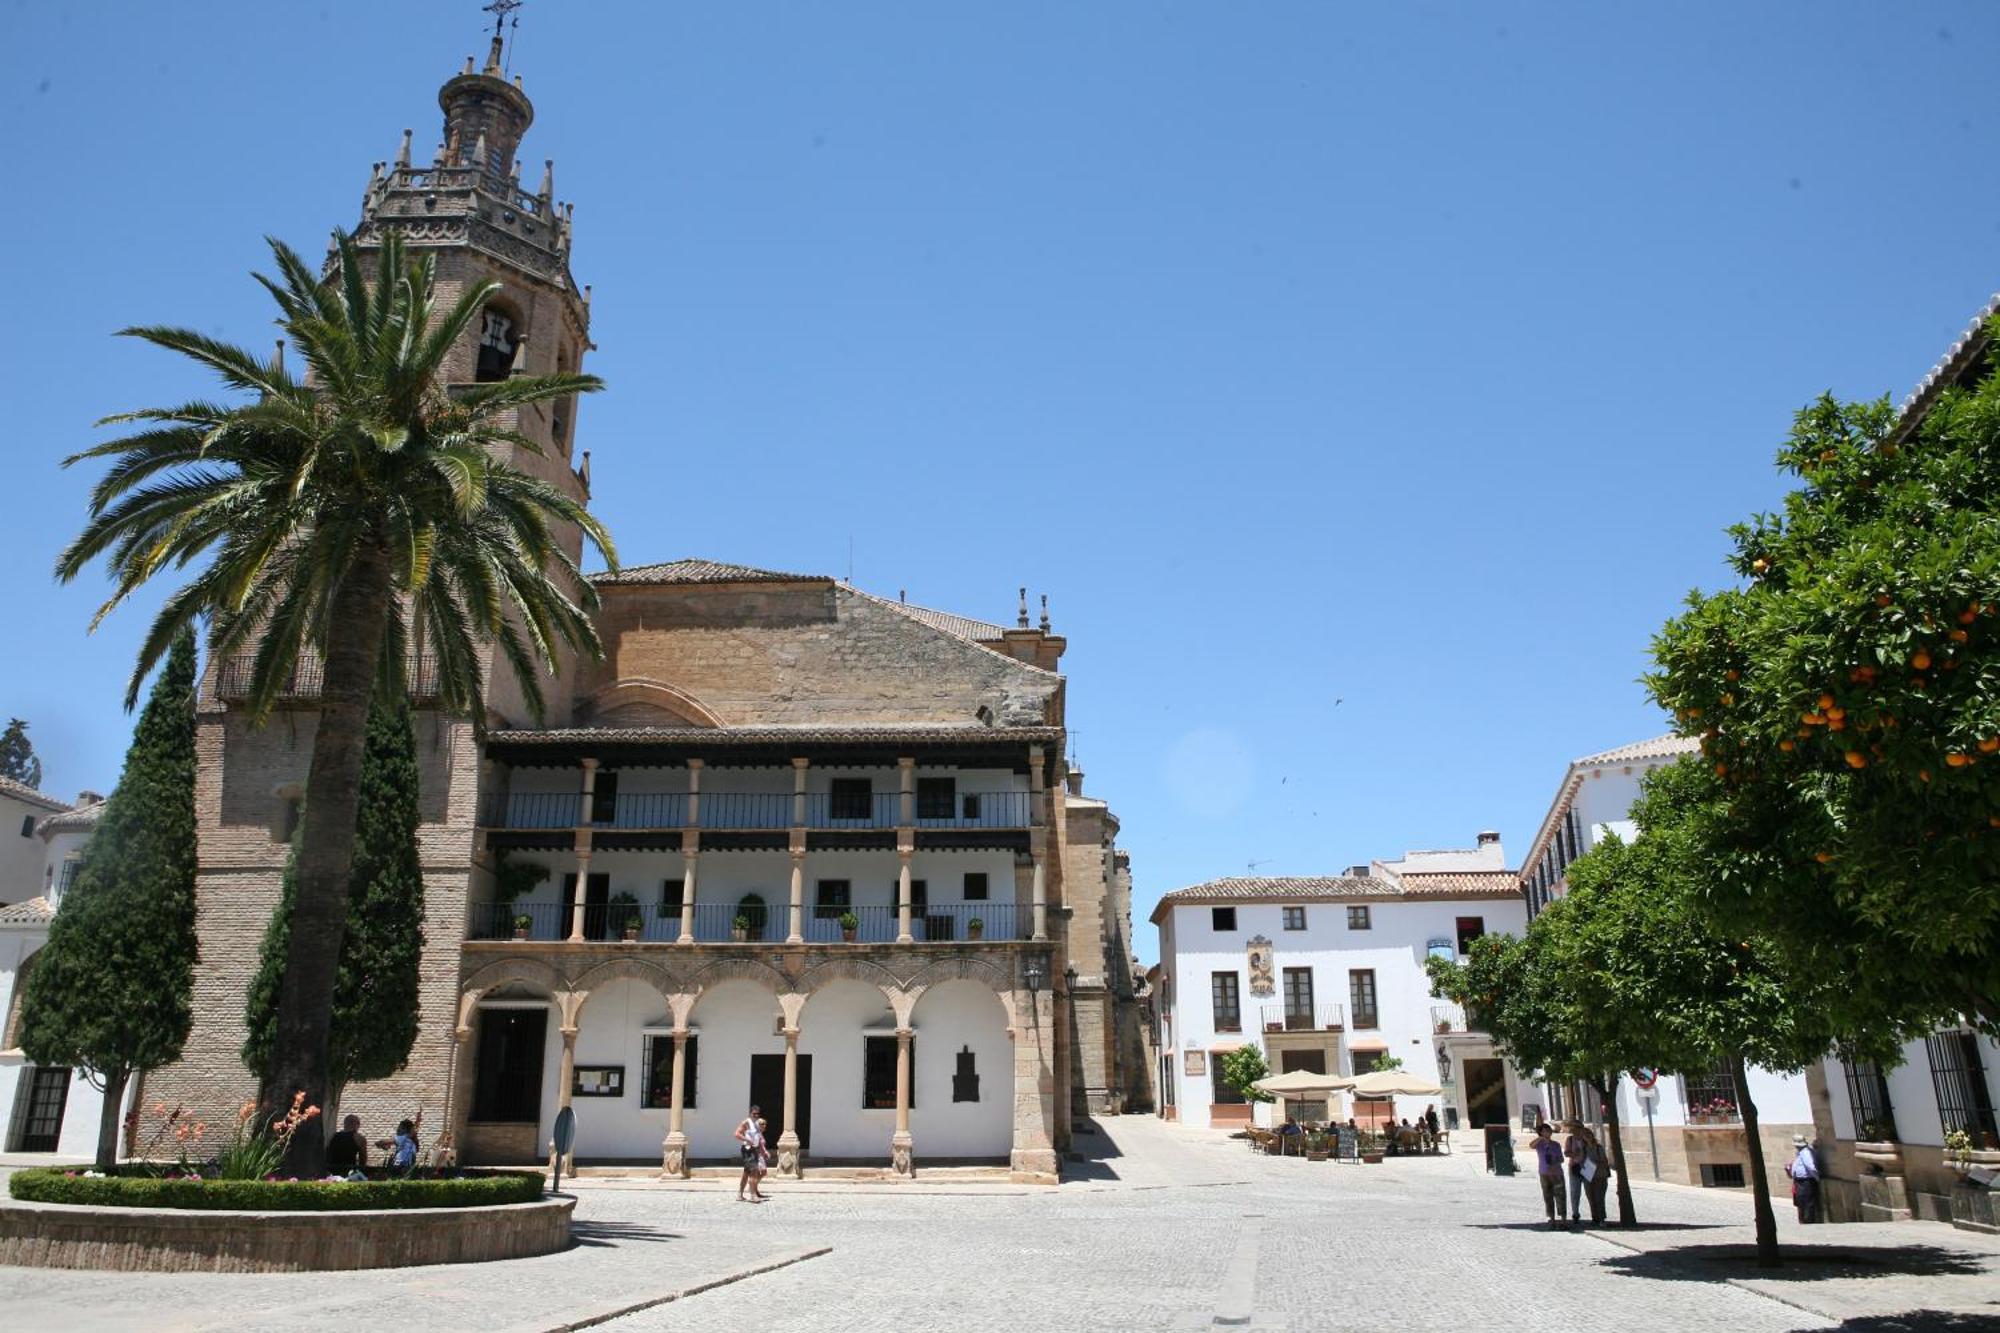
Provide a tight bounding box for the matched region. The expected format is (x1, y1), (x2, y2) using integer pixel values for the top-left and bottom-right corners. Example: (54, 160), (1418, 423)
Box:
(1788, 1132), (1821, 1223)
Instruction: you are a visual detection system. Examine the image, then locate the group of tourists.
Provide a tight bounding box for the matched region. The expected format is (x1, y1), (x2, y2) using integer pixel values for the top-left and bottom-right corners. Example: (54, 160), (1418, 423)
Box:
(1531, 1120), (1825, 1227)
(323, 1111), (422, 1175)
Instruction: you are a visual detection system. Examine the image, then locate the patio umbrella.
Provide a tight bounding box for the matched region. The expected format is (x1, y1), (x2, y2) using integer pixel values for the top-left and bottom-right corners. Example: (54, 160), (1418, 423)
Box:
(1347, 1069), (1443, 1097)
(1251, 1069), (1357, 1095)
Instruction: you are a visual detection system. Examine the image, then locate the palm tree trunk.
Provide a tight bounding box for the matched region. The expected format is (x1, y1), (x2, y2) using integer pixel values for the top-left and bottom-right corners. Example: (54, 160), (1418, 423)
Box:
(95, 1067), (129, 1172)
(1733, 1054), (1781, 1267)
(1596, 1075), (1637, 1226)
(261, 547), (393, 1179)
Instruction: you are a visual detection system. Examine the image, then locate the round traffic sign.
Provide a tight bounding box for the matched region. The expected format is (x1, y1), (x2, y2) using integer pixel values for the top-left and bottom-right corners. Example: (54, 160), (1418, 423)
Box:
(552, 1105), (577, 1157)
(1632, 1068), (1658, 1090)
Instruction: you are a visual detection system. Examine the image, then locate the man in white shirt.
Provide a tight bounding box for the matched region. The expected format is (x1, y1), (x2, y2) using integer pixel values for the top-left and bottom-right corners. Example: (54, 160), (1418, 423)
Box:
(1788, 1133), (1821, 1223)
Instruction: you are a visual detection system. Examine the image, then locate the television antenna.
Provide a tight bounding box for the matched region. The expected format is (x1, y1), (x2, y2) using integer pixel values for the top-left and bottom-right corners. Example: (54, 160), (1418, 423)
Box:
(1247, 858), (1272, 875)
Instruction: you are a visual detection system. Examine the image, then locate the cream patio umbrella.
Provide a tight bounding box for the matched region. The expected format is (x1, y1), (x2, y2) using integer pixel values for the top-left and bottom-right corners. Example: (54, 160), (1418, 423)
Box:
(1347, 1069), (1442, 1098)
(1251, 1069), (1358, 1096)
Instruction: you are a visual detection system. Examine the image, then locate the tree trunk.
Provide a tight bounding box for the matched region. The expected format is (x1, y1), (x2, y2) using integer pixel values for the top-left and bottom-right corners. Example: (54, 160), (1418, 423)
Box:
(1733, 1055), (1781, 1267)
(1595, 1075), (1638, 1226)
(95, 1067), (129, 1172)
(261, 549), (393, 1179)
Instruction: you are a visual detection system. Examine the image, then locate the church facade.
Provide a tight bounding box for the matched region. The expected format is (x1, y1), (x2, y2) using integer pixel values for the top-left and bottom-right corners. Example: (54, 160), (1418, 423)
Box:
(137, 35), (1142, 1181)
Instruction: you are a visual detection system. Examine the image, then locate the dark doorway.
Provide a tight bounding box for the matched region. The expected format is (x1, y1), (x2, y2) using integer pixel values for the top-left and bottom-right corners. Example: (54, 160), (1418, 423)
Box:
(748, 1053), (811, 1151)
(562, 872), (612, 940)
(473, 1008), (548, 1122)
(1462, 1057), (1508, 1129)
(1279, 1048), (1327, 1074)
(16, 1066), (70, 1151)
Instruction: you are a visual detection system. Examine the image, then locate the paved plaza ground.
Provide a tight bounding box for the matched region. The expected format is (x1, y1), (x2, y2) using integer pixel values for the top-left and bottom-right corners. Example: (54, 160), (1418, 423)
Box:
(3, 1116), (1998, 1332)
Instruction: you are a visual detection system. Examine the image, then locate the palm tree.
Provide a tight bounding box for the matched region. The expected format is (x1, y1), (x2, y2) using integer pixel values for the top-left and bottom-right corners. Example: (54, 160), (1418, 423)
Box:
(58, 231), (615, 1174)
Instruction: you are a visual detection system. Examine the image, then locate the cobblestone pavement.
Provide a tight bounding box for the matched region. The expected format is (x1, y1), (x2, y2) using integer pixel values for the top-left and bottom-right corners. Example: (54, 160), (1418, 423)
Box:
(5, 1119), (1999, 1332)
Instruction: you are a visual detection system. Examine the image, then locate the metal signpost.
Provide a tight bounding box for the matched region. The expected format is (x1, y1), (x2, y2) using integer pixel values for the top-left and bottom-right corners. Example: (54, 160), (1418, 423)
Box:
(551, 1105), (577, 1195)
(1632, 1069), (1662, 1181)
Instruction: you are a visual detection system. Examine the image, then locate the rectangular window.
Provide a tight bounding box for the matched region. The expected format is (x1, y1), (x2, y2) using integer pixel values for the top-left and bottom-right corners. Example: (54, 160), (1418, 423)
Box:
(1351, 1048), (1387, 1075)
(1683, 1060), (1740, 1121)
(829, 779), (872, 821)
(1349, 969), (1378, 1029)
(1455, 916), (1485, 955)
(590, 770), (619, 825)
(1282, 967), (1315, 1030)
(659, 877), (685, 915)
(863, 1035), (910, 1109)
(1927, 1030), (2000, 1144)
(1211, 907), (1237, 932)
(1843, 1059), (1897, 1142)
(963, 872), (989, 901)
(1211, 1062), (1246, 1106)
(641, 1033), (697, 1109)
(1347, 905), (1371, 931)
(916, 777), (955, 820)
(961, 793), (983, 820)
(18, 815), (33, 837)
(1211, 972), (1241, 1033)
(1282, 906), (1306, 931)
(814, 879), (851, 921)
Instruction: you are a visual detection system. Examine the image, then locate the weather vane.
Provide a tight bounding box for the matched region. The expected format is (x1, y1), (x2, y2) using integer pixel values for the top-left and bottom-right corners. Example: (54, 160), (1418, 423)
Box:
(482, 0), (523, 71)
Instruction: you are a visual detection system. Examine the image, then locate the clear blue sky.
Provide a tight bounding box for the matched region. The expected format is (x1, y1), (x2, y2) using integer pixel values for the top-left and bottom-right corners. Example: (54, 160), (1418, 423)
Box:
(5, 3), (1998, 960)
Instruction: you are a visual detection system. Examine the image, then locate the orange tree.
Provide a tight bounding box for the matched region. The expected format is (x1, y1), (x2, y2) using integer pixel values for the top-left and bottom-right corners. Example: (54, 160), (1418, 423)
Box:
(1650, 333), (2000, 1033)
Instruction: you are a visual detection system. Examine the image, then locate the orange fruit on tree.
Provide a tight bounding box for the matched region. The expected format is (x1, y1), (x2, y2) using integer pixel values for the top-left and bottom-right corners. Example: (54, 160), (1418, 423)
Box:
(1951, 630), (1969, 643)
(1844, 751), (1867, 769)
(1779, 739), (1795, 752)
(1912, 650), (1932, 670)
(1946, 752), (1971, 768)
(1981, 736), (2000, 754)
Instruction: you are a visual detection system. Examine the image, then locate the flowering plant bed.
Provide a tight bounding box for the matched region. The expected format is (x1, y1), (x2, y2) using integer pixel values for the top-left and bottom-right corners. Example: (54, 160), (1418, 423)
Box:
(8, 1166), (543, 1212)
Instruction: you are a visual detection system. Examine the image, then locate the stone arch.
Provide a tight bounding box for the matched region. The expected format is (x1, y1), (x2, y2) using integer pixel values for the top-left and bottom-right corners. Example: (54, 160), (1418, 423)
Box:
(685, 956), (792, 996)
(587, 678), (726, 729)
(461, 956), (565, 996)
(3, 944), (41, 1049)
(796, 955), (908, 996)
(906, 954), (1014, 994)
(571, 956), (682, 1004)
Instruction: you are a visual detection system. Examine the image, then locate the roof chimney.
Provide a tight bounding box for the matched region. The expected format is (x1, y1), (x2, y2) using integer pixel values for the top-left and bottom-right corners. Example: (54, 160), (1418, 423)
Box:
(1066, 765), (1085, 797)
(77, 790), (105, 806)
(1477, 830), (1501, 846)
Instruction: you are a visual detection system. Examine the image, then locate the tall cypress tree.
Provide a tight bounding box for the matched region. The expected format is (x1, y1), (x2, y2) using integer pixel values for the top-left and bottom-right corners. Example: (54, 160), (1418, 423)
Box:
(19, 632), (198, 1169)
(243, 687), (426, 1112)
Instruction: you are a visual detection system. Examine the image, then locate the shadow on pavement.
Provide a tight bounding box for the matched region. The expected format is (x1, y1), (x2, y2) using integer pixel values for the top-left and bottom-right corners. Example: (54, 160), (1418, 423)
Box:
(1799, 1312), (2000, 1332)
(1468, 1220), (1727, 1233)
(1600, 1242), (1989, 1283)
(569, 1220), (686, 1247)
(1060, 1119), (1127, 1182)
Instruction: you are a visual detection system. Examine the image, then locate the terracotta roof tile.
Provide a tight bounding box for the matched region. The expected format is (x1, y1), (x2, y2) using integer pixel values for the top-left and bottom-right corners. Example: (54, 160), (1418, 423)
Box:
(592, 559), (823, 587)
(1574, 734), (1700, 767)
(37, 800), (106, 835)
(856, 590), (1006, 644)
(489, 724), (1064, 745)
(1890, 291), (2000, 446)
(0, 896), (55, 926)
(1395, 871), (1523, 899)
(0, 776), (70, 814)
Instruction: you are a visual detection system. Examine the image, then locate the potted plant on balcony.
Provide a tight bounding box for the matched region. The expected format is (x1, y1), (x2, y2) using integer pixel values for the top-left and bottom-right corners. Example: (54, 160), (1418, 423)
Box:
(731, 914), (751, 943)
(735, 894), (767, 942)
(967, 916), (984, 941)
(512, 913), (533, 941)
(608, 891), (642, 941)
(839, 910), (860, 942)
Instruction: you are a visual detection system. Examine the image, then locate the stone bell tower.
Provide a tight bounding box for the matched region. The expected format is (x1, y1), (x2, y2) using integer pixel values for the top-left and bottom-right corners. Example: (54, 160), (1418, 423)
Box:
(349, 25), (594, 559)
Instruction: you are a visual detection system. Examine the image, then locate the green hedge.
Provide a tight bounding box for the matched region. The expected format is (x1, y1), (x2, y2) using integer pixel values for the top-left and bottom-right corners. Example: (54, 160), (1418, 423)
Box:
(7, 1167), (545, 1212)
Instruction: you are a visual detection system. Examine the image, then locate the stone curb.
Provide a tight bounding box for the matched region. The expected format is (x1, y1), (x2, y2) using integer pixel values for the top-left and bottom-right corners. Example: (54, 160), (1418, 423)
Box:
(512, 1245), (832, 1333)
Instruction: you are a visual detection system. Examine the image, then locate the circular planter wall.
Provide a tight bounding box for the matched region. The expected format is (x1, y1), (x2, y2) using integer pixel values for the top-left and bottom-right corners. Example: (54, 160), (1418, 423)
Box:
(0, 1195), (574, 1272)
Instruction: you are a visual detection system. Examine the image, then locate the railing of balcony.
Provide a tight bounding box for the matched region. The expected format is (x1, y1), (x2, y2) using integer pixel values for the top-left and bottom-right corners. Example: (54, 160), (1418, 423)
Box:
(913, 791), (1034, 830)
(802, 792), (900, 829)
(483, 788), (1036, 832)
(468, 898), (1026, 944)
(1431, 1003), (1469, 1034)
(1259, 1002), (1345, 1033)
(698, 794), (794, 831)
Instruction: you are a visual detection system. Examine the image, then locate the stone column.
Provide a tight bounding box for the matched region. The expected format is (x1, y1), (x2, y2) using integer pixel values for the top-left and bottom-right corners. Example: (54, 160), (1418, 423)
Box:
(897, 846), (915, 944)
(787, 843), (806, 945)
(662, 1029), (690, 1178)
(1030, 833), (1048, 942)
(552, 1026), (579, 1172)
(568, 847), (593, 942)
(686, 757), (704, 827)
(776, 1026), (803, 1176)
(791, 756), (809, 827)
(891, 1026), (915, 1177)
(1009, 980), (1060, 1183)
(579, 756), (600, 823)
(678, 846), (698, 944)
(898, 755), (915, 828)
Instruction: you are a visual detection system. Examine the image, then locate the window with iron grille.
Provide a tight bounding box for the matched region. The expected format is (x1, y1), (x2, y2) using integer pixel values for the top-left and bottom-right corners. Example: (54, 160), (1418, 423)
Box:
(863, 1035), (910, 1109)
(1282, 906), (1306, 931)
(1349, 969), (1378, 1029)
(1211, 1061), (1246, 1105)
(1683, 1060), (1740, 1120)
(1843, 1059), (1897, 1141)
(829, 779), (872, 820)
(641, 1033), (697, 1110)
(1211, 972), (1241, 1033)
(1927, 1030), (2000, 1144)
(916, 777), (955, 820)
(1347, 905), (1370, 930)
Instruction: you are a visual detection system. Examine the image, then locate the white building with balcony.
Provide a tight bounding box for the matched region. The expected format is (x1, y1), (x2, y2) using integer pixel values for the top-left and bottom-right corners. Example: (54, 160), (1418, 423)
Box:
(1151, 839), (1528, 1135)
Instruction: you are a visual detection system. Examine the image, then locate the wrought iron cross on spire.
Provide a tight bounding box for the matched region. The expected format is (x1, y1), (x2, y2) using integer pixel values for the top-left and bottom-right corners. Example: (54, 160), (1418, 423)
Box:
(482, 0), (523, 71)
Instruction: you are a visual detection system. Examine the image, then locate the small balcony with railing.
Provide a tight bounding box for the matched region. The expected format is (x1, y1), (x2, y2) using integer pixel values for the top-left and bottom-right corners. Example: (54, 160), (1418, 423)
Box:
(1259, 1002), (1346, 1034)
(477, 786), (1036, 842)
(470, 899), (1028, 946)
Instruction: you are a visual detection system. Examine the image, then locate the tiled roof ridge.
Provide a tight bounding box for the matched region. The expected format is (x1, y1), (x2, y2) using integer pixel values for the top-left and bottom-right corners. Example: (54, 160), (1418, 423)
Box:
(0, 895), (56, 926)
(0, 774), (71, 813)
(850, 587), (1008, 644)
(841, 587), (1058, 678)
(38, 798), (108, 835)
(1890, 290), (2000, 446)
(1574, 733), (1700, 767)
(591, 558), (826, 587)
(489, 723), (1066, 744)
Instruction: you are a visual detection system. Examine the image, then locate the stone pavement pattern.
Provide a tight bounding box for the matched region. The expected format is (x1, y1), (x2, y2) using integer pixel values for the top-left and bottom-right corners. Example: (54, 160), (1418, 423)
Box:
(3, 1117), (1998, 1332)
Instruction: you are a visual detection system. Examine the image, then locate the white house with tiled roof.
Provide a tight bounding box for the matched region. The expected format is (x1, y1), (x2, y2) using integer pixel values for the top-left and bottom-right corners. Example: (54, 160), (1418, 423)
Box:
(1151, 837), (1529, 1134)
(2, 790), (120, 1157)
(0, 776), (71, 908)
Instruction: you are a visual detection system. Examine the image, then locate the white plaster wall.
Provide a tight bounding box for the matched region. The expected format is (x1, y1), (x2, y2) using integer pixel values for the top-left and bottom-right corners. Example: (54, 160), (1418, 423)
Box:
(683, 981), (787, 1160)
(1821, 1033), (2000, 1148)
(563, 978), (673, 1160)
(795, 980), (896, 1160)
(911, 980), (1012, 1159)
(41, 829), (90, 911)
(0, 795), (51, 905)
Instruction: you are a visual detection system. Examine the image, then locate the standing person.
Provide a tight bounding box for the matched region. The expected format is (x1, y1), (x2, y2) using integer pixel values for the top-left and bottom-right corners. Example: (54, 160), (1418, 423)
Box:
(1789, 1133), (1822, 1223)
(325, 1114), (368, 1174)
(1532, 1123), (1567, 1225)
(1423, 1104), (1441, 1143)
(1563, 1119), (1591, 1228)
(1579, 1124), (1610, 1225)
(735, 1104), (769, 1202)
